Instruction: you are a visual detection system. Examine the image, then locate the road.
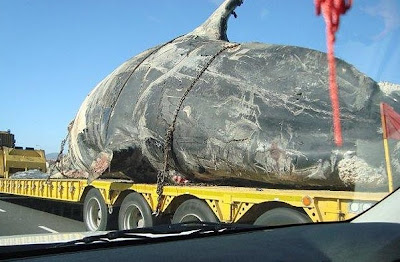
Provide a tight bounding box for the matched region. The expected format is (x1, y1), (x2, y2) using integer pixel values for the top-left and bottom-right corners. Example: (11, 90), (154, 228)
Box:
(0, 196), (85, 236)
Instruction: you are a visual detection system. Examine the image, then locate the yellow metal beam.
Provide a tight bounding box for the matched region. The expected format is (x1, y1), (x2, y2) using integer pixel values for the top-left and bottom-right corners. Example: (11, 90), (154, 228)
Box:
(380, 103), (395, 193)
(0, 178), (388, 224)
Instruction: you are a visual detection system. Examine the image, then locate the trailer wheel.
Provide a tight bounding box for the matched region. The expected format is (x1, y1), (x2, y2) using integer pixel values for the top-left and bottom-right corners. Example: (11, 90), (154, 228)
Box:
(118, 192), (153, 230)
(253, 207), (311, 226)
(83, 188), (112, 231)
(172, 199), (218, 223)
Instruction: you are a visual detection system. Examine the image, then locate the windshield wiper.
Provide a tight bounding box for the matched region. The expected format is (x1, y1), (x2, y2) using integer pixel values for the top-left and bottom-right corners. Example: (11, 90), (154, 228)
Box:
(142, 221), (257, 234)
(57, 231), (152, 246)
(57, 222), (259, 247)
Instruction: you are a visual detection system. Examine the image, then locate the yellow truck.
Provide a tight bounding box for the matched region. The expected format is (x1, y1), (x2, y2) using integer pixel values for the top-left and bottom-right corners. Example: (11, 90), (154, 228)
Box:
(0, 130), (389, 232)
(0, 131), (46, 178)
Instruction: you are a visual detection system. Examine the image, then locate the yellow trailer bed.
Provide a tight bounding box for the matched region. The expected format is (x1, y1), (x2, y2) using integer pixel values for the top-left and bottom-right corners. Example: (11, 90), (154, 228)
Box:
(0, 178), (387, 231)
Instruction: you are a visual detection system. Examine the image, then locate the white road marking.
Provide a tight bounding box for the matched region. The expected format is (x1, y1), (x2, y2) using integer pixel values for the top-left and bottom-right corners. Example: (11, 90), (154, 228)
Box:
(0, 209), (6, 213)
(38, 226), (59, 233)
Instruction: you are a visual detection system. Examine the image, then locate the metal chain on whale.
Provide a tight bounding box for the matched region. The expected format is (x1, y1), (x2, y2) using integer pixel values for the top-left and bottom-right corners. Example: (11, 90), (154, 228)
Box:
(104, 35), (184, 136)
(105, 0), (244, 136)
(155, 42), (241, 215)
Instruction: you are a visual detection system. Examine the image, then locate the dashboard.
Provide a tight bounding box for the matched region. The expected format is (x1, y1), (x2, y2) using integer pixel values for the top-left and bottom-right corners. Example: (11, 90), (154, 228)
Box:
(2, 222), (400, 262)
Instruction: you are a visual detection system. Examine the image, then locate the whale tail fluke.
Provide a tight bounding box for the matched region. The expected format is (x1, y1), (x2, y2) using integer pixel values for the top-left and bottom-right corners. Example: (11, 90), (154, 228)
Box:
(189, 0), (243, 41)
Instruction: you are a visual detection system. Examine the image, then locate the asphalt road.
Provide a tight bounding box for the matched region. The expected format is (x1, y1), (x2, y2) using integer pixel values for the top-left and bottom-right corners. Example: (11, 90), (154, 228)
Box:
(0, 196), (85, 236)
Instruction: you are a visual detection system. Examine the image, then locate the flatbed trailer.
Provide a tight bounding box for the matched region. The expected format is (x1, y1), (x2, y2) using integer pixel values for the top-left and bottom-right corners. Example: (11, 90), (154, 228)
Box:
(0, 177), (387, 231)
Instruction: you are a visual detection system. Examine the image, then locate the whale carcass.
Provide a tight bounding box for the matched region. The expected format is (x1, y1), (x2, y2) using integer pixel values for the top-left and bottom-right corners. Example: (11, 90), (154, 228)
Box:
(56, 0), (400, 190)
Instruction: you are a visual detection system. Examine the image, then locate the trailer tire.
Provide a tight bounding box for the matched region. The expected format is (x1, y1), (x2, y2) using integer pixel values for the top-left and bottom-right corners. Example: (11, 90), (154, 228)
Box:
(83, 188), (114, 231)
(172, 199), (218, 223)
(253, 207), (311, 226)
(118, 192), (153, 230)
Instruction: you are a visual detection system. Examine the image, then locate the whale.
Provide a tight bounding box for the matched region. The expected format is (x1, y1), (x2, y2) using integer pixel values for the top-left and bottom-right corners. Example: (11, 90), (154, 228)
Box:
(58, 0), (400, 190)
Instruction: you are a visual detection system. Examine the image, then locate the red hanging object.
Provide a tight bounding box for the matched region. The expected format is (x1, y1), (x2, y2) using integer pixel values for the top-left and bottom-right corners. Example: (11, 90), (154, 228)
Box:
(315, 0), (352, 147)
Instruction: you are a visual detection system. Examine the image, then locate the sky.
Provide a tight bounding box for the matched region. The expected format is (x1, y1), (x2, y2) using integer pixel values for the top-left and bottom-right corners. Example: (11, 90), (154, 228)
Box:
(0, 0), (399, 153)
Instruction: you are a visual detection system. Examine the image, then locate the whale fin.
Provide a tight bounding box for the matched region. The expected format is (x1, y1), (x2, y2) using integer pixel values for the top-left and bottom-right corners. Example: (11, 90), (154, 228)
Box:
(189, 0), (243, 41)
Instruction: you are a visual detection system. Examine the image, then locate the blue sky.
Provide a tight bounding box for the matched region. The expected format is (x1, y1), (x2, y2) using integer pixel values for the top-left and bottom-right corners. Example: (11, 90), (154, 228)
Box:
(0, 0), (399, 153)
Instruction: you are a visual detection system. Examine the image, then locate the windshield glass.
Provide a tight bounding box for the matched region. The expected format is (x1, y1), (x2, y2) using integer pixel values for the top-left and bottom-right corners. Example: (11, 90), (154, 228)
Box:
(0, 0), (399, 243)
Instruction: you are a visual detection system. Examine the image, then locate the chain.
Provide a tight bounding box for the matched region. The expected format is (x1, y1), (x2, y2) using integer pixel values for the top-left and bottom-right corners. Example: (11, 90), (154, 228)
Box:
(105, 35), (184, 135)
(56, 135), (68, 164)
(154, 127), (174, 215)
(47, 133), (69, 182)
(154, 171), (166, 215)
(154, 43), (240, 216)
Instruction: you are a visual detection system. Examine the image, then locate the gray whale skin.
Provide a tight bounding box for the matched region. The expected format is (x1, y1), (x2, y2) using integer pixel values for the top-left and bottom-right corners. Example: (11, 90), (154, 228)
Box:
(61, 0), (400, 190)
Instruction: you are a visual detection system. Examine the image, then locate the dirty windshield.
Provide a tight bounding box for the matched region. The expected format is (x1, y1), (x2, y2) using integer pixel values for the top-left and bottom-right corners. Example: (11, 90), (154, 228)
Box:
(0, 0), (399, 242)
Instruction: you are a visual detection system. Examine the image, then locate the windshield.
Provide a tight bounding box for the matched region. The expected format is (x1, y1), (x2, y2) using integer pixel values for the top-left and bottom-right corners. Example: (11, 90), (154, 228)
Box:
(0, 0), (399, 244)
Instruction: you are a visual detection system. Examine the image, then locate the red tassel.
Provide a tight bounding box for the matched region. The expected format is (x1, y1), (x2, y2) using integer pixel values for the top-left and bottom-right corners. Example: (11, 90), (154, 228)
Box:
(315, 0), (352, 147)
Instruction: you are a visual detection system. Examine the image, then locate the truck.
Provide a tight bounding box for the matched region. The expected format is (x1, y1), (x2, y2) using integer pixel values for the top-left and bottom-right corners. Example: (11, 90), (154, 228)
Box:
(0, 130), (389, 232)
(0, 130), (47, 177)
